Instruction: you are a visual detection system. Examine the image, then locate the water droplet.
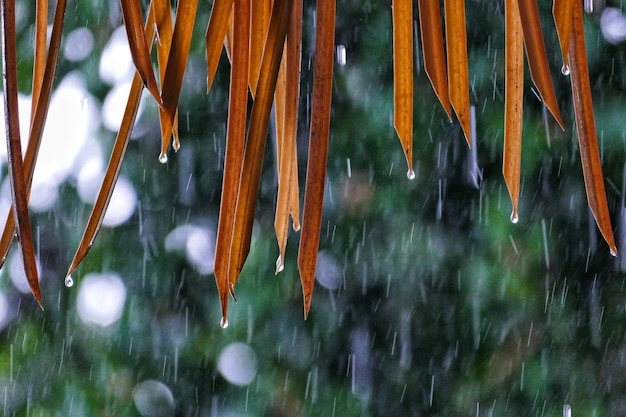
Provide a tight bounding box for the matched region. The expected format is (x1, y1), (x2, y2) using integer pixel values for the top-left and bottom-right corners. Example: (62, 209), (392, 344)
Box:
(406, 169), (416, 180)
(275, 256), (284, 274)
(220, 318), (229, 329)
(158, 153), (168, 164)
(610, 246), (618, 257)
(561, 64), (570, 76)
(510, 211), (519, 224)
(64, 275), (74, 288)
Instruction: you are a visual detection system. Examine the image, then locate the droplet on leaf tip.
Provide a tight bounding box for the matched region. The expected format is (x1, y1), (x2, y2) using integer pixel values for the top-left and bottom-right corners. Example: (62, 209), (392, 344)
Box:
(275, 256), (284, 274)
(158, 153), (168, 164)
(561, 64), (570, 76)
(610, 246), (618, 257)
(406, 169), (416, 180)
(64, 275), (74, 288)
(220, 318), (229, 329)
(510, 211), (519, 224)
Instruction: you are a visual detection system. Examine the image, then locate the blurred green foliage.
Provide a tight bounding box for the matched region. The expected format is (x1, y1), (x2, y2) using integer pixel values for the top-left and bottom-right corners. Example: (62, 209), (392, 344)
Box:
(0, 1), (625, 416)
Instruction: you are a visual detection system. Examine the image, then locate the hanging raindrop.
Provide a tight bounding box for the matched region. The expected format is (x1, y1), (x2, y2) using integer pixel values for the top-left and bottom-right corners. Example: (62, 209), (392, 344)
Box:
(275, 256), (284, 274)
(220, 317), (229, 329)
(158, 153), (168, 164)
(64, 275), (74, 288)
(510, 211), (519, 224)
(406, 169), (416, 180)
(561, 64), (570, 76)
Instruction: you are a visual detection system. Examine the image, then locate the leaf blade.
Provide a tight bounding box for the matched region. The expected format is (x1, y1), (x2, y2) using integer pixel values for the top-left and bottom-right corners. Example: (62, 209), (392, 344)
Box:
(516, 0), (564, 129)
(205, 0), (234, 93)
(503, 0), (524, 222)
(212, 0), (250, 326)
(444, 0), (471, 145)
(297, 0), (335, 318)
(418, 0), (452, 120)
(569, 3), (617, 255)
(1, 0), (42, 307)
(159, 0), (198, 160)
(392, 0), (414, 174)
(120, 0), (162, 105)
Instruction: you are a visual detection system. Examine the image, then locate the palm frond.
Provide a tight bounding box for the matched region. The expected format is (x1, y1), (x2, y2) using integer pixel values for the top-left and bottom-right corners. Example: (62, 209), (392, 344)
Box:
(0, 0), (617, 323)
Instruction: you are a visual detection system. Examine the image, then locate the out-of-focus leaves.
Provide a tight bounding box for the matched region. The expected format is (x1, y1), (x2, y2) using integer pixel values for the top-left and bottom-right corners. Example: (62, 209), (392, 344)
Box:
(516, 0), (564, 129)
(120, 0), (162, 106)
(1, 0), (42, 307)
(213, 0), (250, 328)
(205, 0), (233, 92)
(298, 0), (335, 318)
(503, 0), (524, 223)
(392, 0), (414, 175)
(224, 0), (294, 322)
(417, 0), (451, 121)
(158, 0), (198, 161)
(568, 3), (617, 255)
(443, 0), (471, 146)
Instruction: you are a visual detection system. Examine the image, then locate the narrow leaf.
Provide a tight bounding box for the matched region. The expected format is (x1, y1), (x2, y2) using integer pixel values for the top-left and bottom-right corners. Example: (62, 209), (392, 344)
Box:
(120, 0), (162, 105)
(153, 0), (180, 153)
(417, 0), (452, 120)
(213, 0), (250, 327)
(206, 0), (234, 93)
(227, 0), (293, 296)
(159, 0), (198, 161)
(274, 0), (303, 273)
(31, 0), (47, 120)
(66, 1), (159, 279)
(250, 0), (272, 96)
(0, 0), (66, 268)
(503, 0), (524, 223)
(516, 0), (564, 129)
(392, 0), (414, 175)
(443, 0), (471, 145)
(298, 0), (335, 318)
(569, 3), (617, 255)
(553, 0), (575, 73)
(1, 0), (42, 307)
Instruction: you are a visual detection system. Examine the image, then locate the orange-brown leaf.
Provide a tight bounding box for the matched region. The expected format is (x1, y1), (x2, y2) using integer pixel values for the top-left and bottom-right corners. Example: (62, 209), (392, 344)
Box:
(65, 1), (159, 279)
(120, 0), (162, 106)
(0, 0), (66, 269)
(159, 0), (198, 161)
(250, 0), (272, 96)
(213, 0), (250, 327)
(417, 0), (452, 120)
(153, 0), (180, 152)
(1, 0), (42, 308)
(569, 3), (617, 255)
(392, 0), (414, 175)
(206, 0), (234, 92)
(444, 0), (471, 146)
(274, 0), (303, 273)
(31, 0), (47, 120)
(298, 0), (335, 318)
(227, 0), (294, 295)
(516, 0), (564, 129)
(553, 0), (574, 72)
(503, 0), (524, 223)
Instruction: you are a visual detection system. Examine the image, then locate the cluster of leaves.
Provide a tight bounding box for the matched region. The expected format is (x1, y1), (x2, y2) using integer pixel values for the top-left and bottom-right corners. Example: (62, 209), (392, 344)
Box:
(0, 1), (625, 416)
(0, 0), (618, 328)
